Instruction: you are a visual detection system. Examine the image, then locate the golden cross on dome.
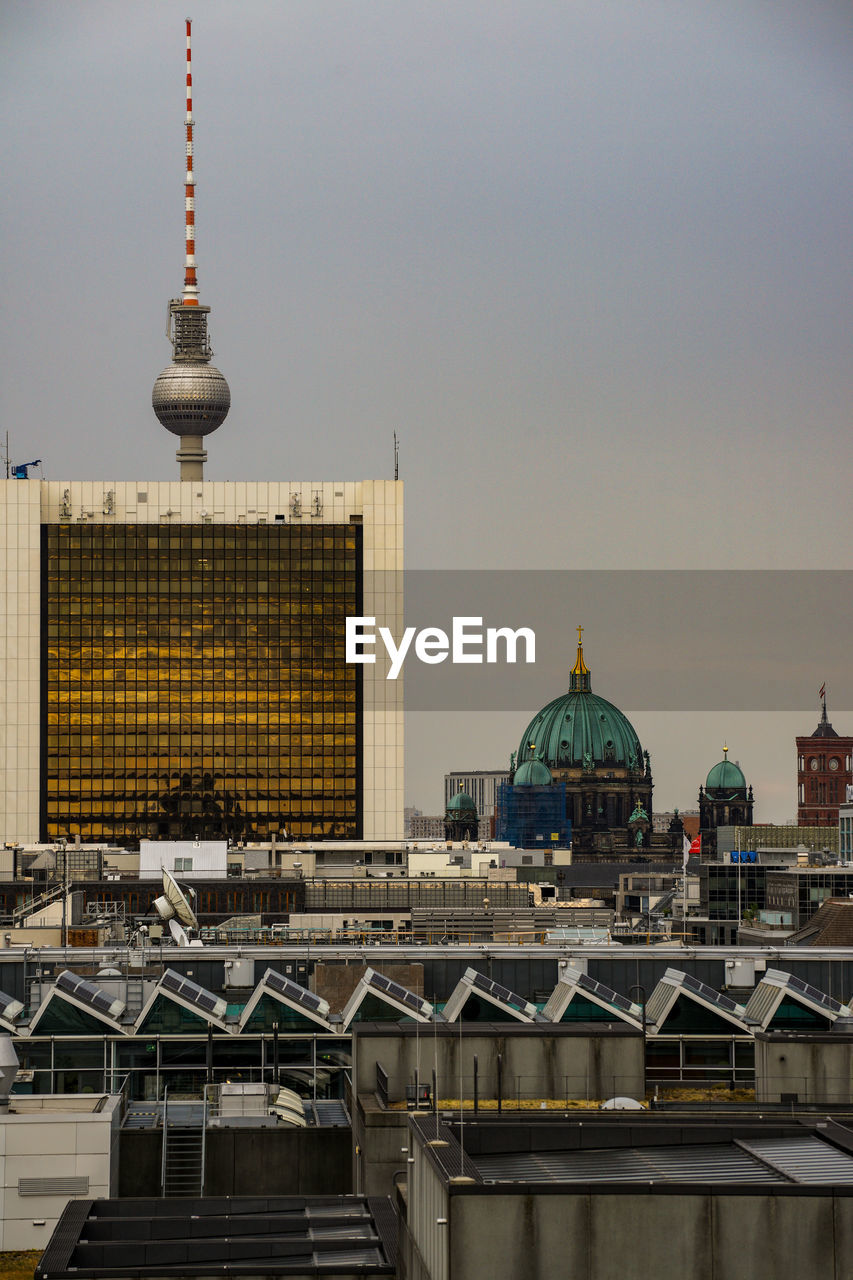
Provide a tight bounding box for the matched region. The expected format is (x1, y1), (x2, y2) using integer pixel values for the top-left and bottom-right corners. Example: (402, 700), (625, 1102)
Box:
(571, 624), (589, 679)
(723, 743), (728, 757)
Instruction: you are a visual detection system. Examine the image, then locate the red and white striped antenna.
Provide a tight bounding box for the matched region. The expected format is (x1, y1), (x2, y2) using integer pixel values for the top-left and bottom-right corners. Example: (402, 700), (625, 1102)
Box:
(183, 17), (198, 305)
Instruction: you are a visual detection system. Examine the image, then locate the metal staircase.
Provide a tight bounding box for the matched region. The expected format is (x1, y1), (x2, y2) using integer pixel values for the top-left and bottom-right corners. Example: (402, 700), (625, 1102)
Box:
(160, 1090), (207, 1197)
(11, 883), (68, 925)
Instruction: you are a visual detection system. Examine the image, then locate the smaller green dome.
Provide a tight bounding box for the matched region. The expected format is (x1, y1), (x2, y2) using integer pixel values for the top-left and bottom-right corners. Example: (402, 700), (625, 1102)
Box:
(447, 790), (476, 812)
(514, 759), (553, 787)
(706, 750), (746, 792)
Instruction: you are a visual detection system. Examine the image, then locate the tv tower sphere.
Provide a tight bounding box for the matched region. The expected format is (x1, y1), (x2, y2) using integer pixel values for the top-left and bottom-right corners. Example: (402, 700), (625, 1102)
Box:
(152, 360), (231, 437)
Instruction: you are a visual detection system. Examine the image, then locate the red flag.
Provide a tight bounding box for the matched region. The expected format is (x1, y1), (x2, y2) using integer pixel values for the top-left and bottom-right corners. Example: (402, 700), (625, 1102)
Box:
(819, 683), (826, 700)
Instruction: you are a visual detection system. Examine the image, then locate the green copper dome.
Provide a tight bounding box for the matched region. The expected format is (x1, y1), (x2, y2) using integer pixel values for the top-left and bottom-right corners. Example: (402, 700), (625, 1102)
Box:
(513, 758), (553, 787)
(516, 632), (643, 771)
(705, 749), (746, 793)
(447, 790), (476, 812)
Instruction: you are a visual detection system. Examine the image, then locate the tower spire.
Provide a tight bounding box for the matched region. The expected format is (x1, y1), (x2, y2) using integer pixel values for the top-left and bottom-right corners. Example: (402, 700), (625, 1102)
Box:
(183, 18), (198, 305)
(152, 18), (230, 480)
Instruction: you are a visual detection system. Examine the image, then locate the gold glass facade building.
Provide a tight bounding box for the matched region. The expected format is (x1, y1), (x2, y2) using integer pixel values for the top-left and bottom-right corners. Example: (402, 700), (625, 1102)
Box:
(42, 522), (361, 845)
(1, 480), (403, 846)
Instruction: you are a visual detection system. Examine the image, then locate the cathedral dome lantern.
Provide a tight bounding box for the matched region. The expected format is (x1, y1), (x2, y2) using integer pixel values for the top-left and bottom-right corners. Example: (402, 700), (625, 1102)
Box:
(508, 628), (653, 856)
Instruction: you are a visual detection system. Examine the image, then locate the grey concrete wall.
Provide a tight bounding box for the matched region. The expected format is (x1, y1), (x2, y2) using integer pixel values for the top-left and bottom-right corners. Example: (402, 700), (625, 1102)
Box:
(204, 1126), (351, 1195)
(755, 1035), (853, 1104)
(449, 1189), (853, 1280)
(119, 1126), (351, 1198)
(354, 1026), (643, 1103)
(353, 1097), (410, 1197)
(119, 1130), (162, 1197)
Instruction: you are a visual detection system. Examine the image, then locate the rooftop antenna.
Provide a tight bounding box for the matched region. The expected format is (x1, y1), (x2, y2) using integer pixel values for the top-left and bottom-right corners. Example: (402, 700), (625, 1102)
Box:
(393, 431), (399, 481)
(183, 17), (198, 310)
(152, 18), (230, 480)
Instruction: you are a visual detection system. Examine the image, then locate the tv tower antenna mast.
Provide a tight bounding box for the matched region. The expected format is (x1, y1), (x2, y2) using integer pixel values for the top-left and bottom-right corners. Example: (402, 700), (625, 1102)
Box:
(152, 18), (230, 480)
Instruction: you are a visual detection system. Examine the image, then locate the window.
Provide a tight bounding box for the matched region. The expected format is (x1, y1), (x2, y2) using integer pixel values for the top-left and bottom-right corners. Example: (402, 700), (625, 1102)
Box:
(174, 857), (194, 873)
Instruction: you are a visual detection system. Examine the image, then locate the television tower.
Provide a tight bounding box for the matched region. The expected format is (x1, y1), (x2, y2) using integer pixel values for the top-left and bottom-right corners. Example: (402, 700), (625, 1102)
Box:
(152, 18), (230, 480)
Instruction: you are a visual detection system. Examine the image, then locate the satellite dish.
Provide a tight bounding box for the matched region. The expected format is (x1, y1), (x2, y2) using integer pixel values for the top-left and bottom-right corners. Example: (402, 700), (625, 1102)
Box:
(167, 920), (191, 946)
(153, 868), (200, 946)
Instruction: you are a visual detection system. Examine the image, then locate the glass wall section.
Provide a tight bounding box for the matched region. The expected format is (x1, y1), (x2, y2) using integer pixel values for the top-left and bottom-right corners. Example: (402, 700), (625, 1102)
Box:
(702, 866), (770, 920)
(42, 523), (361, 845)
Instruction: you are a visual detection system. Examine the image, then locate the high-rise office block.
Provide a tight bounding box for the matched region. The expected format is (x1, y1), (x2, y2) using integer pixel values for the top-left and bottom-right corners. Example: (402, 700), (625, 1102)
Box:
(0, 479), (402, 846)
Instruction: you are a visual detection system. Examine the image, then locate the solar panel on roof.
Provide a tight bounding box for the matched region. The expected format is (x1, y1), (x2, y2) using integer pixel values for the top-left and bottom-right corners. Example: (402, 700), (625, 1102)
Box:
(161, 970), (183, 995)
(56, 970), (123, 1019)
(682, 973), (739, 1012)
(471, 971), (529, 1011)
(785, 974), (843, 1013)
(159, 969), (224, 1019)
(366, 971), (430, 1014)
(265, 969), (326, 1013)
(0, 990), (24, 1021)
(576, 971), (637, 1014)
(383, 980), (409, 1002)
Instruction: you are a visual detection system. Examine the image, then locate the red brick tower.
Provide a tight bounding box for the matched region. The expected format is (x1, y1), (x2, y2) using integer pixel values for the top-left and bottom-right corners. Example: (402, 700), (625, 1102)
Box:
(796, 688), (853, 825)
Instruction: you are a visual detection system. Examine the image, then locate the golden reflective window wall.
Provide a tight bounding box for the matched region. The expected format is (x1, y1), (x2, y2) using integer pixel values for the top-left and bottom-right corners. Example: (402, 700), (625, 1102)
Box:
(42, 524), (361, 845)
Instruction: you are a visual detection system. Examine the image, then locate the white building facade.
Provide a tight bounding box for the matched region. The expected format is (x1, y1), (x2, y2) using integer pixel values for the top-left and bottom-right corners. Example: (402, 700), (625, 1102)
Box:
(444, 771), (510, 819)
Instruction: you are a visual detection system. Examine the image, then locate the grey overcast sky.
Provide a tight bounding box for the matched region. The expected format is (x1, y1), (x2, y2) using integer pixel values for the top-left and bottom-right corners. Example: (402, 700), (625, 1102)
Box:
(3, 1), (852, 821)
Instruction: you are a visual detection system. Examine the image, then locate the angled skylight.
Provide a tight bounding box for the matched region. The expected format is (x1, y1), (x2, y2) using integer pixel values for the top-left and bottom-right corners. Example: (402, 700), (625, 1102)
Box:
(135, 968), (228, 1032)
(339, 968), (433, 1030)
(28, 970), (126, 1035)
(442, 967), (537, 1023)
(645, 968), (756, 1035)
(238, 969), (333, 1032)
(744, 968), (850, 1031)
(542, 964), (643, 1027)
